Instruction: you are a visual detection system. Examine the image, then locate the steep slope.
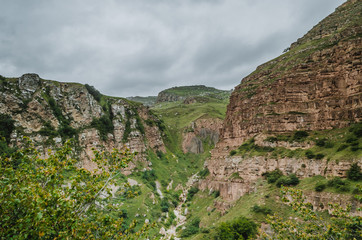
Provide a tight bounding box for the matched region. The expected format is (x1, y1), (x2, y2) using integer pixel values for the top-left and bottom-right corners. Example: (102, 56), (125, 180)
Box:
(202, 0), (362, 201)
(217, 0), (361, 152)
(0, 73), (165, 173)
(156, 85), (230, 103)
(152, 85), (230, 154)
(126, 96), (157, 106)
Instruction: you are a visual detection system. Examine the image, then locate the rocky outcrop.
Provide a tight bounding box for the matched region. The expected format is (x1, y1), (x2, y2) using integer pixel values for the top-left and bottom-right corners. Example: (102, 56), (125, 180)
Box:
(0, 74), (166, 174)
(216, 0), (361, 154)
(202, 0), (362, 202)
(200, 153), (361, 201)
(182, 117), (222, 154)
(156, 91), (185, 103)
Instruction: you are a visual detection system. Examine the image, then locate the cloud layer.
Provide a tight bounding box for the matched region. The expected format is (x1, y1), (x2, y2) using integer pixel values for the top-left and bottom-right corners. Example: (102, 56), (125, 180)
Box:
(0, 0), (344, 97)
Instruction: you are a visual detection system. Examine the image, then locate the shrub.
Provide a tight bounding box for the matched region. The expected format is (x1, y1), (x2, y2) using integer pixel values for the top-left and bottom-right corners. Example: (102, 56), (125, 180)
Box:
(293, 130), (309, 141)
(315, 182), (326, 192)
(337, 144), (348, 152)
(315, 153), (325, 160)
(327, 177), (350, 192)
(347, 163), (362, 181)
(38, 121), (57, 138)
(316, 139), (326, 147)
(346, 136), (358, 144)
(142, 170), (157, 182)
(229, 150), (237, 156)
(316, 138), (334, 148)
(212, 190), (220, 198)
(134, 112), (145, 135)
(181, 218), (200, 238)
(91, 115), (114, 141)
(214, 217), (257, 240)
(251, 204), (272, 215)
(305, 150), (315, 159)
(327, 177), (344, 187)
(276, 174), (300, 188)
(350, 123), (362, 138)
(0, 114), (15, 143)
(199, 168), (210, 178)
(85, 84), (101, 102)
(351, 146), (360, 152)
(160, 198), (170, 212)
(263, 169), (283, 183)
(186, 186), (199, 201)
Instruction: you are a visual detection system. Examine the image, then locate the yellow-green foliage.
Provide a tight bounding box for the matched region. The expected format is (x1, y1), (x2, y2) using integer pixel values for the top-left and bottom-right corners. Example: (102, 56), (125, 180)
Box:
(0, 138), (150, 239)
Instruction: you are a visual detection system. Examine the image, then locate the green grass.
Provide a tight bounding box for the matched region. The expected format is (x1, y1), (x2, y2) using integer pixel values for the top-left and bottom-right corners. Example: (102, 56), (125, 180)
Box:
(159, 85), (230, 99)
(232, 123), (362, 162)
(152, 97), (228, 151)
(185, 180), (298, 239)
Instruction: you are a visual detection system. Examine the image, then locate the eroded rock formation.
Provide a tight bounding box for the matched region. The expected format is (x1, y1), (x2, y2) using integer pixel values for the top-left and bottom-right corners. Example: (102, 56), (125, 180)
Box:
(202, 0), (362, 202)
(0, 74), (165, 174)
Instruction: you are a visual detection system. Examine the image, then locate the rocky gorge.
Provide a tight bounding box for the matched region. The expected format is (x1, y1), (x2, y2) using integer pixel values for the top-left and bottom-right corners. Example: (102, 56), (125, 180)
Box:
(200, 0), (362, 214)
(0, 73), (165, 174)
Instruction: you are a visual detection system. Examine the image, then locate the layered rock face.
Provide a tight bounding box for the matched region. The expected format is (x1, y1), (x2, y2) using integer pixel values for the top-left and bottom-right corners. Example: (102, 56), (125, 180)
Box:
(201, 155), (356, 201)
(182, 117), (222, 154)
(0, 74), (165, 174)
(202, 0), (362, 200)
(218, 1), (361, 152)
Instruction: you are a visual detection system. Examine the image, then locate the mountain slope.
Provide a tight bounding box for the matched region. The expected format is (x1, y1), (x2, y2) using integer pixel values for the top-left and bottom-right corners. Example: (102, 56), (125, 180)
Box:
(201, 0), (362, 205)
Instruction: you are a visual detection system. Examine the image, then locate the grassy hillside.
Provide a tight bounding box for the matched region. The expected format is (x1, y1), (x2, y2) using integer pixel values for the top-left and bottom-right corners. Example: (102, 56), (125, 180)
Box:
(126, 96), (157, 106)
(159, 85), (230, 99)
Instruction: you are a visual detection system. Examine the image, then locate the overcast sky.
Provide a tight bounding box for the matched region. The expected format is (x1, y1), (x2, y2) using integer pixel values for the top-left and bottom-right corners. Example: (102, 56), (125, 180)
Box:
(0, 0), (345, 97)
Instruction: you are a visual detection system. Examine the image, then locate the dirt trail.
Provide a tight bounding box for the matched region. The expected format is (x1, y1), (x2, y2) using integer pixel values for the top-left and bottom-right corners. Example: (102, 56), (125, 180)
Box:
(161, 173), (199, 240)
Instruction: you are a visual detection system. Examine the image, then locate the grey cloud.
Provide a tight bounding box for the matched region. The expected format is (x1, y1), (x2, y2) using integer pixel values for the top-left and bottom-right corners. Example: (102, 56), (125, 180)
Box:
(0, 0), (345, 97)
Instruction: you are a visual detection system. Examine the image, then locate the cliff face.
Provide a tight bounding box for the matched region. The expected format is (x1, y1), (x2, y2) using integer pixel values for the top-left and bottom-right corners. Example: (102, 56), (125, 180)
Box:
(217, 0), (361, 152)
(182, 117), (222, 154)
(203, 0), (362, 200)
(0, 74), (165, 174)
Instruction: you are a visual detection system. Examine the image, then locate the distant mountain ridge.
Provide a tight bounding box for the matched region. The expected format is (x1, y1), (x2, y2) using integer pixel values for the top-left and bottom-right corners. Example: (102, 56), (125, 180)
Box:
(156, 85), (231, 103)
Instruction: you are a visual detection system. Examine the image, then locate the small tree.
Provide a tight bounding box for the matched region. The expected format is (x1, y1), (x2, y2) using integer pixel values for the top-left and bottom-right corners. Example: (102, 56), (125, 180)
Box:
(0, 138), (150, 239)
(263, 186), (362, 239)
(347, 163), (362, 181)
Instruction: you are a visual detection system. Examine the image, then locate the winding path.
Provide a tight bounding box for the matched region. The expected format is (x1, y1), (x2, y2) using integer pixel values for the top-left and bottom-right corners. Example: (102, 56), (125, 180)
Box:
(161, 173), (199, 240)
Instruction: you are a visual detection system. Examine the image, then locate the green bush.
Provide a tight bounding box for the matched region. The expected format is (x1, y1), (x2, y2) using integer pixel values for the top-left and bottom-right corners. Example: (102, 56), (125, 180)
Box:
(186, 186), (199, 201)
(91, 115), (114, 141)
(315, 153), (325, 160)
(350, 123), (362, 138)
(263, 169), (283, 183)
(142, 170), (157, 182)
(251, 204), (272, 215)
(337, 144), (348, 152)
(214, 217), (257, 240)
(347, 163), (362, 181)
(160, 198), (170, 212)
(315, 182), (326, 192)
(305, 150), (315, 159)
(181, 217), (200, 238)
(199, 168), (210, 178)
(0, 114), (15, 143)
(85, 84), (101, 102)
(38, 121), (57, 138)
(327, 177), (350, 192)
(316, 139), (326, 147)
(58, 124), (77, 139)
(229, 150), (237, 156)
(293, 130), (309, 141)
(276, 174), (300, 188)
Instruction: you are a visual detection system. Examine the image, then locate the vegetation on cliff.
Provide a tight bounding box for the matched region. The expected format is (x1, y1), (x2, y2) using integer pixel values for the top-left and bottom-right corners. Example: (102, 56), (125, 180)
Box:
(0, 139), (150, 239)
